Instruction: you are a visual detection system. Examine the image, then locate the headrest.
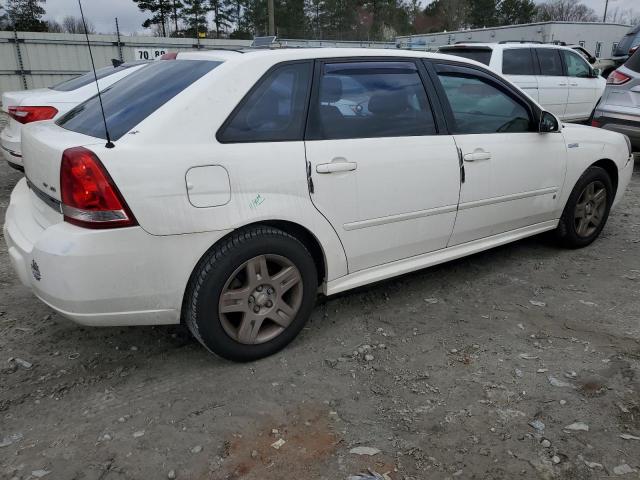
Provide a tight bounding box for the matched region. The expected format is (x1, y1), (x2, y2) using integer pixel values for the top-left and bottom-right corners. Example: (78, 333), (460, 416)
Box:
(320, 76), (342, 103)
(368, 90), (410, 116)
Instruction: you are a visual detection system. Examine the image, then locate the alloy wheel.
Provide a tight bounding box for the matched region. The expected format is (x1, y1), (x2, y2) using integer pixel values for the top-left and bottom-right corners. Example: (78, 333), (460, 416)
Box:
(218, 254), (303, 345)
(574, 180), (607, 238)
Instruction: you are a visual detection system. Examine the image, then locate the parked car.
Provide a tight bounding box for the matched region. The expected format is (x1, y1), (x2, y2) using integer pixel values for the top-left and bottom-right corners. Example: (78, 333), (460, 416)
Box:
(592, 49), (640, 150)
(610, 24), (640, 70)
(438, 42), (606, 122)
(4, 48), (634, 361)
(0, 60), (149, 170)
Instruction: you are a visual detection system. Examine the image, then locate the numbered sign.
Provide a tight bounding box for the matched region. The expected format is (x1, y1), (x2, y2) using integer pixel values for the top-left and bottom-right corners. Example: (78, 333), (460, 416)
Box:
(134, 48), (168, 60)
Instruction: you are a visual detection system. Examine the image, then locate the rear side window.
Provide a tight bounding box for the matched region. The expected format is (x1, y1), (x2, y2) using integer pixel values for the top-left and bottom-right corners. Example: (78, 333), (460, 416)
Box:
(625, 50), (640, 73)
(307, 61), (437, 140)
(561, 50), (591, 77)
(535, 48), (564, 76)
(57, 60), (221, 140)
(217, 62), (312, 143)
(502, 49), (535, 75)
(50, 63), (142, 92)
(439, 48), (492, 65)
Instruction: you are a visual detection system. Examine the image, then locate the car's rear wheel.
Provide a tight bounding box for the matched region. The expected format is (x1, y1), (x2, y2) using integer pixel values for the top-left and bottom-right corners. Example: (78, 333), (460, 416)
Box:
(184, 225), (318, 361)
(556, 166), (613, 248)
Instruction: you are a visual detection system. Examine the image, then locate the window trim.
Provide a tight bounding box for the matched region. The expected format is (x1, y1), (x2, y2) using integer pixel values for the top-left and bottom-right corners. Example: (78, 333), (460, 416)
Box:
(426, 60), (540, 135)
(215, 59), (314, 144)
(305, 57), (446, 141)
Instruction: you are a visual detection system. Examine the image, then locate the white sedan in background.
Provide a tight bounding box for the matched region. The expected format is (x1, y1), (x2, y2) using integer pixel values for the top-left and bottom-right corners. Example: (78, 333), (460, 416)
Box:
(0, 60), (148, 170)
(4, 48), (634, 361)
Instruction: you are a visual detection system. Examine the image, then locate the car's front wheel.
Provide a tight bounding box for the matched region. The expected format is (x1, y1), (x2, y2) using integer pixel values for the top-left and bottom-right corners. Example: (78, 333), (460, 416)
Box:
(184, 225), (318, 361)
(556, 166), (613, 248)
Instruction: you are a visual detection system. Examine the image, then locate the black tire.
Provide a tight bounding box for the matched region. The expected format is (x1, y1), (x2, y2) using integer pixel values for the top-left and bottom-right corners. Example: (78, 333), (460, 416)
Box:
(556, 166), (613, 248)
(184, 225), (318, 362)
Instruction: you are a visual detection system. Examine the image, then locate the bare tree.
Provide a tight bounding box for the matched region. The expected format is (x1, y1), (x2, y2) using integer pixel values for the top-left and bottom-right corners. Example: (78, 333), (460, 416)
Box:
(536, 0), (597, 22)
(61, 15), (95, 33)
(607, 7), (640, 25)
(47, 19), (64, 32)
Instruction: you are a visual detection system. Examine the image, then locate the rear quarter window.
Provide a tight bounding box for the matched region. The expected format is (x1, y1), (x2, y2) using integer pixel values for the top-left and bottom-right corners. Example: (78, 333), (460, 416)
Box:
(502, 49), (536, 75)
(57, 60), (221, 140)
(439, 48), (492, 66)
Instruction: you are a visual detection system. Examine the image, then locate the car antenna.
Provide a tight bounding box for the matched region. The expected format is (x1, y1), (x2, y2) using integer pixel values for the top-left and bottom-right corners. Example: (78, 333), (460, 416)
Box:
(78, 0), (114, 149)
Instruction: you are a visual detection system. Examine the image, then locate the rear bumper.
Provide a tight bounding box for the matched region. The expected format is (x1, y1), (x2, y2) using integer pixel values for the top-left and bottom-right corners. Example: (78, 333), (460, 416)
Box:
(0, 126), (22, 167)
(4, 178), (230, 327)
(592, 109), (640, 149)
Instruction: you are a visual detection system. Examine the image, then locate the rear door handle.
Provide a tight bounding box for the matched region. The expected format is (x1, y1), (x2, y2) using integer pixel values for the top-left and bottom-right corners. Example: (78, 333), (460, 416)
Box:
(558, 83), (567, 86)
(463, 151), (491, 162)
(316, 160), (357, 174)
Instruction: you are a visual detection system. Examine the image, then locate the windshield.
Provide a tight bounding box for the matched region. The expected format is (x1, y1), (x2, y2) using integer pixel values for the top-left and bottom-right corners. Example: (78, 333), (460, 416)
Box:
(438, 48), (492, 65)
(57, 60), (222, 141)
(49, 62), (146, 92)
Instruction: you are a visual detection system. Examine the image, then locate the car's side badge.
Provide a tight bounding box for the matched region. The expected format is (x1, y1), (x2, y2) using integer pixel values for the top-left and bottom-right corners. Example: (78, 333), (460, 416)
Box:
(568, 143), (579, 149)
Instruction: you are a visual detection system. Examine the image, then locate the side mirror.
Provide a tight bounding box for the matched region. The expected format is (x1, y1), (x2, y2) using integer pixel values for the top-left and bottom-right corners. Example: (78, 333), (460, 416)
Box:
(591, 68), (601, 78)
(539, 111), (559, 133)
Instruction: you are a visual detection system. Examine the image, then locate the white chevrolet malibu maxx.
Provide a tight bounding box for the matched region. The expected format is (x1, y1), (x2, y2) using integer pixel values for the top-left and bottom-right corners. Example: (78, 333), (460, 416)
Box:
(4, 48), (634, 361)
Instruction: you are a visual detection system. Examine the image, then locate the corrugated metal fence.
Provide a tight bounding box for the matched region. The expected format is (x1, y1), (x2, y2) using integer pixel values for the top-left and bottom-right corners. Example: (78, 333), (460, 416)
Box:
(0, 31), (395, 98)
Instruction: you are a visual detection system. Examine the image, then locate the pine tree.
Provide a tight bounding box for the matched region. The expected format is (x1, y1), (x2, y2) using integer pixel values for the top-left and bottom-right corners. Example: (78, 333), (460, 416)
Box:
(466, 0), (499, 28)
(133, 0), (172, 36)
(5, 0), (47, 31)
(209, 0), (233, 37)
(182, 0), (210, 37)
(497, 0), (536, 25)
(170, 0), (184, 35)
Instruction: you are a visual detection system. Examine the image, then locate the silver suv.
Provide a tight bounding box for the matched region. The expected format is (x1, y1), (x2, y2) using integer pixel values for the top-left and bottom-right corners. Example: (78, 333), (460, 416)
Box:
(592, 49), (640, 150)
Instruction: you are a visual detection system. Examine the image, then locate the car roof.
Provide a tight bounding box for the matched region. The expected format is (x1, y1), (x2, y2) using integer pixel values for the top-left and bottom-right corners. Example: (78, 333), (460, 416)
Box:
(177, 47), (486, 65)
(439, 42), (574, 51)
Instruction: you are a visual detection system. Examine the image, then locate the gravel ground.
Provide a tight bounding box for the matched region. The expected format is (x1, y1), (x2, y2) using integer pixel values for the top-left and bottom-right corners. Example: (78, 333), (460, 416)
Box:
(1, 114), (639, 479)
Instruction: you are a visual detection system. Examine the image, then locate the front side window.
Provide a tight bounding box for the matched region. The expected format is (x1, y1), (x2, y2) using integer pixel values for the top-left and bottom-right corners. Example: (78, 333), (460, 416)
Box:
(437, 72), (531, 134)
(502, 48), (535, 75)
(561, 50), (591, 78)
(218, 62), (312, 143)
(535, 48), (564, 76)
(308, 61), (437, 140)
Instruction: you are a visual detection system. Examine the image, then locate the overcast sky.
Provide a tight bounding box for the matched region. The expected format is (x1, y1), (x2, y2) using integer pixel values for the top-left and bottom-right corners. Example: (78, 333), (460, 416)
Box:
(43, 0), (639, 35)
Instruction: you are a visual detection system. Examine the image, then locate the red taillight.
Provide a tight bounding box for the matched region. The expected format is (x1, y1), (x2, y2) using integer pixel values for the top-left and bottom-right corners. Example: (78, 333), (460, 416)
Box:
(159, 52), (178, 60)
(590, 119), (601, 128)
(8, 106), (58, 124)
(60, 147), (137, 229)
(607, 69), (631, 85)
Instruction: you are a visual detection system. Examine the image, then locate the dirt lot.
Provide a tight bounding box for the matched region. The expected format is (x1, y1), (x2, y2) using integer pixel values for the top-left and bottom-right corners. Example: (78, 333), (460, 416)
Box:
(1, 115), (639, 479)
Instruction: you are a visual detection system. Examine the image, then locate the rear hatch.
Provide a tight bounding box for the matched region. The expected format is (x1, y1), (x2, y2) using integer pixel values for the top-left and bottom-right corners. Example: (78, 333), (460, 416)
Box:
(603, 53), (640, 110)
(21, 121), (102, 228)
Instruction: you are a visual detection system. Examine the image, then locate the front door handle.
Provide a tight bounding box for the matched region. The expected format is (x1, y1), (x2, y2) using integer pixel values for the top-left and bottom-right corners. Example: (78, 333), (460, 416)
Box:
(463, 150), (491, 162)
(570, 82), (578, 86)
(316, 160), (357, 174)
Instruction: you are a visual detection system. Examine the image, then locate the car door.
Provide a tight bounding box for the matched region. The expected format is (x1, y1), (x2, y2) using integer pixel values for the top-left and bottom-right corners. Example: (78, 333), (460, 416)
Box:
(560, 49), (600, 121)
(500, 47), (539, 102)
(534, 47), (569, 119)
(305, 59), (461, 273)
(427, 62), (567, 246)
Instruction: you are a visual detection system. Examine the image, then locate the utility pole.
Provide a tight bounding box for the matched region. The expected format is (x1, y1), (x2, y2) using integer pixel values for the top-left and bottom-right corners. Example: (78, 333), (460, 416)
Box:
(268, 0), (275, 35)
(603, 0), (609, 22)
